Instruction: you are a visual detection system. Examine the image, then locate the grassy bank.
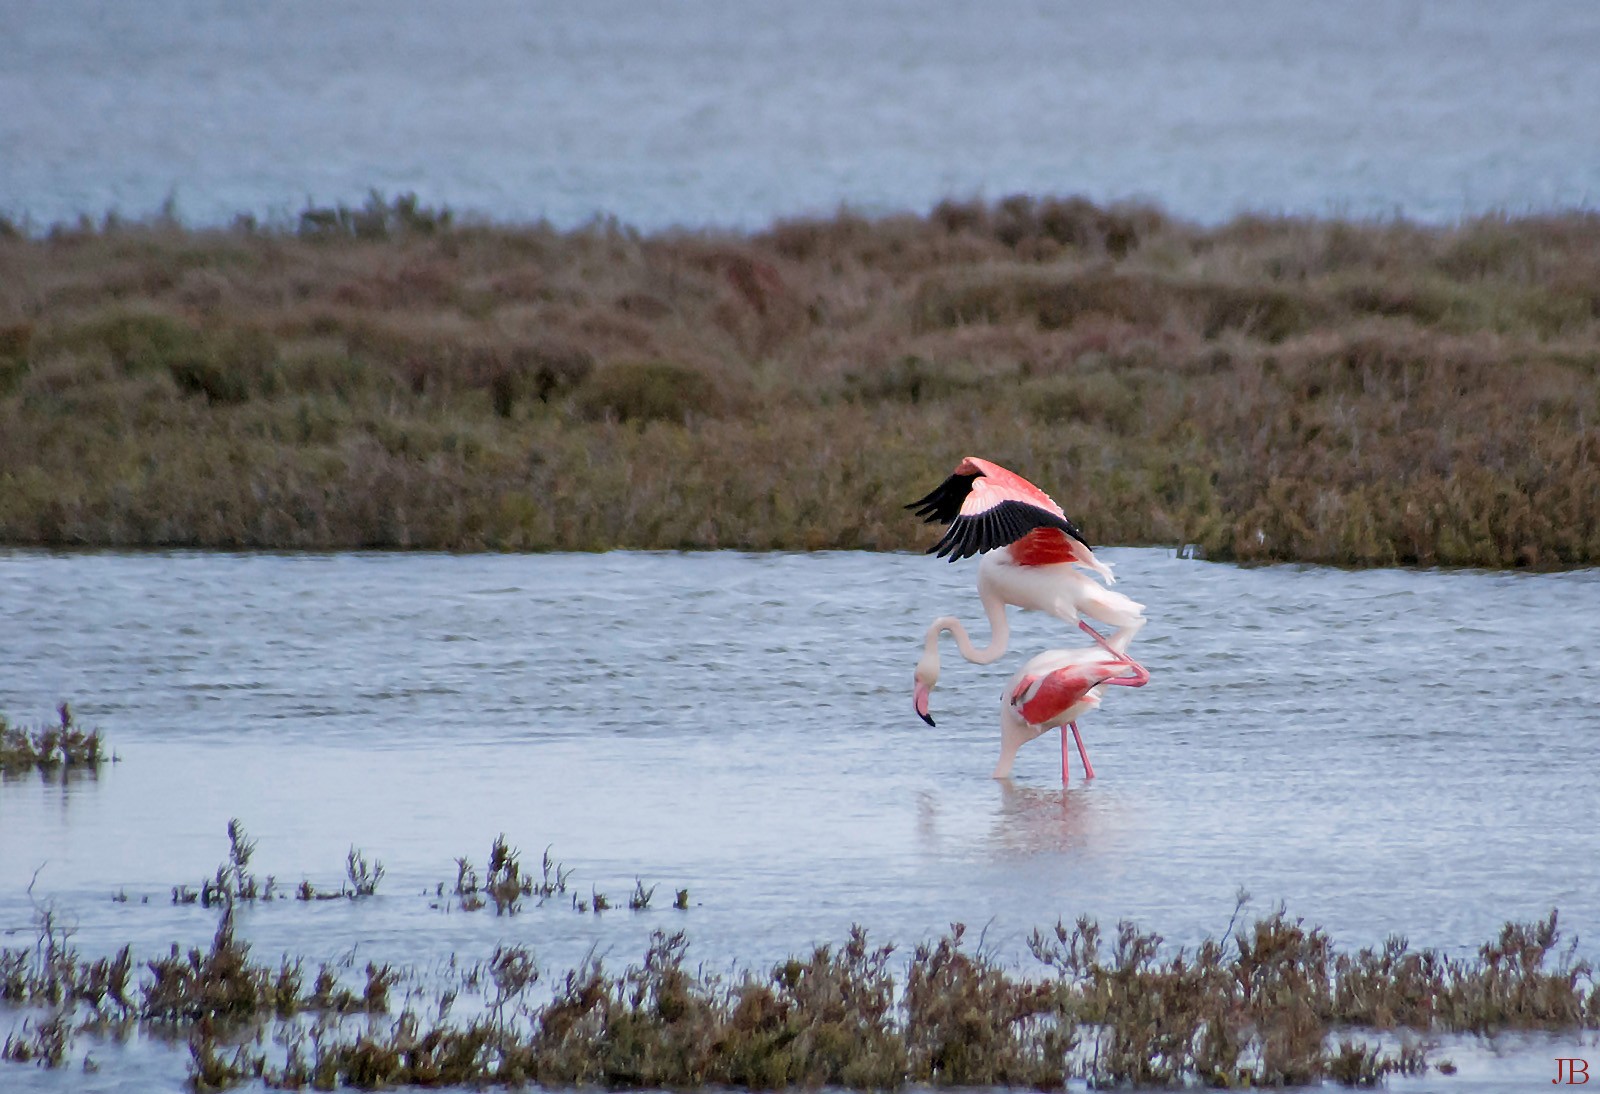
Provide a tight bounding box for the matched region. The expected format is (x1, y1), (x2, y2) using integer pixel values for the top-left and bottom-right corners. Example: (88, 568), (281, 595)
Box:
(2, 196), (1598, 565)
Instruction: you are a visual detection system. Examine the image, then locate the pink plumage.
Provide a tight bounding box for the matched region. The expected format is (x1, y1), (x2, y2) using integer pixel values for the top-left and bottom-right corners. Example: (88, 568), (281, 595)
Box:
(906, 456), (1102, 573)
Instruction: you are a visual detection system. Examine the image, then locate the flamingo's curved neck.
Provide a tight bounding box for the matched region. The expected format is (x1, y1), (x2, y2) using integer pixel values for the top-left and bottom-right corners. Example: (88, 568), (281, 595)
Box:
(924, 585), (1010, 667)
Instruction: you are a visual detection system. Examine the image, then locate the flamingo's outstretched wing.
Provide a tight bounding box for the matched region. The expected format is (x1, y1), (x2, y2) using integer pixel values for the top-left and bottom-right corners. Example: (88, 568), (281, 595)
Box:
(905, 456), (1090, 563)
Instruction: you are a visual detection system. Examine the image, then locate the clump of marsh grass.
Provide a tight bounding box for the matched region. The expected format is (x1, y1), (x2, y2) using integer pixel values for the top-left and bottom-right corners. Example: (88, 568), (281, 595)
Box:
(345, 847), (385, 898)
(142, 902), (401, 1032)
(1, 1010), (71, 1067)
(0, 904), (134, 1021)
(1334, 910), (1600, 1032)
(194, 819), (268, 906)
(1025, 903), (1456, 1087)
(443, 837), (576, 915)
(186, 1033), (265, 1091)
(0, 704), (110, 776)
(485, 834), (524, 914)
(902, 923), (1065, 1086)
(143, 907), (279, 1027)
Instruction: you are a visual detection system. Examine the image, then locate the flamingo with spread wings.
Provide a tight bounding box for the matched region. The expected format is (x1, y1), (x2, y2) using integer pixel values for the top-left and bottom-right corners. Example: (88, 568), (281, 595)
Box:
(907, 457), (1146, 727)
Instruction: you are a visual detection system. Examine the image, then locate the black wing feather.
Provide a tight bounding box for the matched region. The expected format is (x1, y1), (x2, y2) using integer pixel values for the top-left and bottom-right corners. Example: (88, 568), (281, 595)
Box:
(905, 472), (978, 525)
(1000, 504), (1026, 543)
(930, 500), (1088, 562)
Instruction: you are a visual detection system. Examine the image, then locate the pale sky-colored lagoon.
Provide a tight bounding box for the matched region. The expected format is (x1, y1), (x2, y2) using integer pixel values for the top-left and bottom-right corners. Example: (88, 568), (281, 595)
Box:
(3, 1), (1598, 229)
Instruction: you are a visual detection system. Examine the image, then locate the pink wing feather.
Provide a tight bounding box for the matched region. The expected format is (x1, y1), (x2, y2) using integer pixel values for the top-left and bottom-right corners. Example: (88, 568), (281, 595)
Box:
(958, 457), (1066, 517)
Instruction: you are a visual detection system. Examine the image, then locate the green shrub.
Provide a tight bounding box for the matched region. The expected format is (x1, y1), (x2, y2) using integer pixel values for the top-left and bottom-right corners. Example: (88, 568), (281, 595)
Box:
(65, 311), (200, 374)
(574, 361), (725, 424)
(840, 355), (987, 404)
(0, 322), (31, 393)
(490, 341), (596, 418)
(1020, 371), (1140, 431)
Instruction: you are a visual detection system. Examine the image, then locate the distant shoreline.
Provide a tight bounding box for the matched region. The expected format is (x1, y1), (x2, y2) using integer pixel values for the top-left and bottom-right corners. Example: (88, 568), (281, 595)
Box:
(12, 188), (1600, 246)
(8, 190), (1600, 242)
(2, 194), (1597, 567)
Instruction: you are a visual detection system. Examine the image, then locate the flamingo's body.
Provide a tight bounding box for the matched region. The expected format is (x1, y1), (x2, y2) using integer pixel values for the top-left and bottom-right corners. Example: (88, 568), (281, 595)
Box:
(907, 456), (1153, 783)
(978, 546), (1146, 652)
(996, 640), (1150, 782)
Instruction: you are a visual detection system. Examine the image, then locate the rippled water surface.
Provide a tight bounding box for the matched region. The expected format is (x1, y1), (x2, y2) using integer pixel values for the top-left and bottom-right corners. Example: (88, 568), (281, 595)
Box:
(2, 549), (1598, 1090)
(3, 1), (1599, 228)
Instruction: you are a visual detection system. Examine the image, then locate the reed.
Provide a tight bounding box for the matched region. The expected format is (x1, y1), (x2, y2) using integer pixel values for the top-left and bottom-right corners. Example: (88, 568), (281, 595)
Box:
(2, 196), (1598, 565)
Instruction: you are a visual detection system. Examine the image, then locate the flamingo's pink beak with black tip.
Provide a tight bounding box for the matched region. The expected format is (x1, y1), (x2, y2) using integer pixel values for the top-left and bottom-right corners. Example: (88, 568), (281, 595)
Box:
(913, 680), (935, 726)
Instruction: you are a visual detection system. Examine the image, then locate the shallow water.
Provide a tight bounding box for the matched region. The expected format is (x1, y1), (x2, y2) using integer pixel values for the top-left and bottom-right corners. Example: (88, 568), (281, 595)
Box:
(2, 548), (1598, 1089)
(3, 1), (1598, 229)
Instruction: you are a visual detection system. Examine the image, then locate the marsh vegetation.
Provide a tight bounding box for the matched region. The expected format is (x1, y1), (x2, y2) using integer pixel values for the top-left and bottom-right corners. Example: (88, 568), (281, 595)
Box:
(5, 880), (1598, 1089)
(0, 704), (109, 776)
(2, 196), (1598, 565)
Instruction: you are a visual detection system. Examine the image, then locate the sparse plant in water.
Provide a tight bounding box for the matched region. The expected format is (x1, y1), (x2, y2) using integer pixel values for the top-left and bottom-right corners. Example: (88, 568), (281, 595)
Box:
(362, 963), (400, 1013)
(488, 945), (539, 1019)
(225, 819), (257, 899)
(486, 834), (523, 915)
(453, 854), (486, 912)
(537, 845), (573, 897)
(2, 1011), (71, 1067)
(344, 847), (384, 898)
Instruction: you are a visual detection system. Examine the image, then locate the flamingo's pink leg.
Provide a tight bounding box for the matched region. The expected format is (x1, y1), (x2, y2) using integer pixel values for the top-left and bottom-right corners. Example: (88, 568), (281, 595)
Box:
(1071, 721), (1096, 780)
(1060, 724), (1071, 787)
(1079, 620), (1149, 686)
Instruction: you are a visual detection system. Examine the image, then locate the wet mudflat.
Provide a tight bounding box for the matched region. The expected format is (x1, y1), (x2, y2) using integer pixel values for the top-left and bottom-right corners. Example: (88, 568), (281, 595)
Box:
(2, 549), (1598, 1089)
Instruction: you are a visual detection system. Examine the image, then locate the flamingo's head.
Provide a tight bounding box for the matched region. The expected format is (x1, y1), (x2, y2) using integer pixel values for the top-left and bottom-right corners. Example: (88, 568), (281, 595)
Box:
(912, 654), (940, 726)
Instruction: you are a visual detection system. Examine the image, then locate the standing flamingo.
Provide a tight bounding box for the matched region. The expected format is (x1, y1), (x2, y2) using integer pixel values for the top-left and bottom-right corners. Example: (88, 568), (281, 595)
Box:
(995, 637), (1149, 782)
(908, 457), (1146, 726)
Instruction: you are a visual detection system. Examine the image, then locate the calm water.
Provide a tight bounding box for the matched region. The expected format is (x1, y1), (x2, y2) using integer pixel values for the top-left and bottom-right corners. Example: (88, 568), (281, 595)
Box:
(2, 549), (1598, 1090)
(3, 1), (1599, 230)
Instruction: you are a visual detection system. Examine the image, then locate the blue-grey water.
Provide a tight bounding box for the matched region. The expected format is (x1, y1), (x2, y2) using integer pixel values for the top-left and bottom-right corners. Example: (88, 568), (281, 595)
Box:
(2, 549), (1598, 1090)
(3, 1), (1599, 230)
